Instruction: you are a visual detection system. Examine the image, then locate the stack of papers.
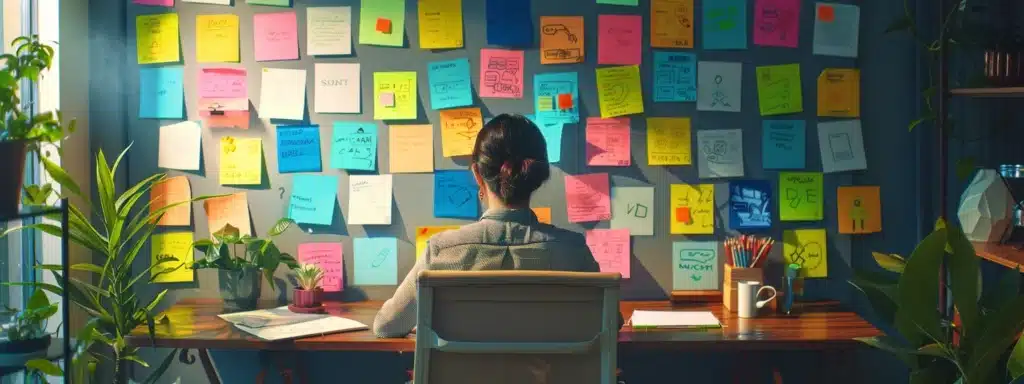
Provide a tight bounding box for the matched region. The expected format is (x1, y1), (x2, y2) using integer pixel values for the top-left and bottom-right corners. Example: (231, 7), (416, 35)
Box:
(630, 310), (722, 329)
(218, 306), (368, 341)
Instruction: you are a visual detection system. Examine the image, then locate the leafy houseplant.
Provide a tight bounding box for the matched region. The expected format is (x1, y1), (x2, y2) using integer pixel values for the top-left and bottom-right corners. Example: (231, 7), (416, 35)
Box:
(291, 263), (324, 310)
(0, 288), (58, 359)
(191, 219), (298, 310)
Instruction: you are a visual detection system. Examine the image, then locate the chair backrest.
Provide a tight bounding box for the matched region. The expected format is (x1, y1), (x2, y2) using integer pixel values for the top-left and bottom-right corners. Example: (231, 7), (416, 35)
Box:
(414, 270), (621, 384)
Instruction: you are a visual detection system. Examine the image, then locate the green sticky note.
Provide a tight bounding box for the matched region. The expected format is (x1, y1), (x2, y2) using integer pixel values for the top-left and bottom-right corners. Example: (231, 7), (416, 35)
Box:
(756, 63), (803, 116)
(359, 0), (406, 47)
(246, 0), (290, 6)
(779, 172), (823, 221)
(597, 0), (638, 5)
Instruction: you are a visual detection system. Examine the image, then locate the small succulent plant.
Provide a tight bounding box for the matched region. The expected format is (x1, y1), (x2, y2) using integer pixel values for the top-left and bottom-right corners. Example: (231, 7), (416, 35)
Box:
(295, 263), (324, 291)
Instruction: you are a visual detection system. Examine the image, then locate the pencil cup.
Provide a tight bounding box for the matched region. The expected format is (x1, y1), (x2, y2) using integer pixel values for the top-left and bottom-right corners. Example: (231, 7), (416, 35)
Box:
(723, 264), (764, 312)
(737, 281), (777, 318)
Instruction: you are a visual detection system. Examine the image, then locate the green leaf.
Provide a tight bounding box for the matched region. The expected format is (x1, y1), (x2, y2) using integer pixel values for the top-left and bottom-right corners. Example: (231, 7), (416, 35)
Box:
(909, 364), (958, 384)
(947, 225), (980, 344)
(981, 266), (1020, 312)
(266, 217), (294, 237)
(1008, 335), (1024, 379)
(955, 157), (977, 181)
(26, 288), (49, 310)
(69, 263), (104, 274)
(917, 344), (950, 360)
(25, 359), (63, 376)
(885, 14), (914, 34)
(849, 277), (898, 324)
(897, 228), (948, 344)
(856, 335), (918, 367)
(909, 116), (933, 132)
(214, 224), (241, 243)
(40, 153), (82, 199)
(122, 354), (149, 368)
(192, 239), (214, 249)
(967, 296), (1024, 383)
(872, 252), (907, 273)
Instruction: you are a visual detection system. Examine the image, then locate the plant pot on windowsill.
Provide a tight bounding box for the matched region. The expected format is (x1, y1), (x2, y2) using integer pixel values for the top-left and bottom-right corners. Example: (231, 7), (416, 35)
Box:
(0, 334), (50, 367)
(0, 140), (28, 219)
(288, 288), (325, 314)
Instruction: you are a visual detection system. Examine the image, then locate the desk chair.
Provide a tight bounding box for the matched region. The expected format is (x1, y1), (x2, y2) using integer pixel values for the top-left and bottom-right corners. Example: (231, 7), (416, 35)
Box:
(414, 271), (621, 384)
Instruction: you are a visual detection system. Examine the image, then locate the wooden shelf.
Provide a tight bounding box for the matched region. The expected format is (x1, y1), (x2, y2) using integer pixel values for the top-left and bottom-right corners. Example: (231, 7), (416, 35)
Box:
(973, 242), (1024, 270)
(950, 87), (1024, 97)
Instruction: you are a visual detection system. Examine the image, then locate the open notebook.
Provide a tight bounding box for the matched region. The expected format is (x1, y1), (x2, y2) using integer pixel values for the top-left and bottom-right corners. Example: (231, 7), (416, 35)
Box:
(630, 310), (722, 329)
(218, 306), (368, 341)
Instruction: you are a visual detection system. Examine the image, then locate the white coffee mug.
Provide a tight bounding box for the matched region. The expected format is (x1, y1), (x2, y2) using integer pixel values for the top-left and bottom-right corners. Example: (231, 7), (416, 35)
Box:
(737, 281), (777, 318)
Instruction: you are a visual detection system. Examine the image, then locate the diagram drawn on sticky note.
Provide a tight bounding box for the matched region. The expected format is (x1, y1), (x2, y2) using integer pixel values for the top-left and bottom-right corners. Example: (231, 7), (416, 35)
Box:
(779, 172), (823, 221)
(837, 186), (882, 234)
(672, 241), (719, 290)
(670, 184), (714, 234)
(783, 229), (827, 278)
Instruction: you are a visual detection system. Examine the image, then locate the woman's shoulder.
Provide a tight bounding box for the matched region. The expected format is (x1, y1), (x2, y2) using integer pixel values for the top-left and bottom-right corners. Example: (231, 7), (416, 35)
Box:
(428, 220), (587, 247)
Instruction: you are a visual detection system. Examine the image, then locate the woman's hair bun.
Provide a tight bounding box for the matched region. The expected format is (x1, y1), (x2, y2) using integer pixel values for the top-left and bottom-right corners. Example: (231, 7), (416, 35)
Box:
(471, 114), (551, 204)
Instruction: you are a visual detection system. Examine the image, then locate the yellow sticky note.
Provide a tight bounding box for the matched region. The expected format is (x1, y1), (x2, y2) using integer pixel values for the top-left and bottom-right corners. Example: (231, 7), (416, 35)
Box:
(670, 184), (714, 234)
(837, 186), (882, 234)
(389, 124), (435, 173)
(137, 13), (180, 64)
(756, 64), (803, 116)
(779, 172), (823, 221)
(540, 16), (585, 64)
(532, 207), (552, 224)
(783, 229), (828, 278)
(596, 65), (644, 118)
(418, 0), (464, 49)
(416, 226), (460, 259)
(151, 232), (194, 283)
(219, 137), (262, 185)
(196, 14), (240, 63)
(537, 96), (554, 111)
(374, 72), (417, 120)
(651, 0), (694, 48)
(818, 69), (860, 118)
(440, 108), (483, 157)
(647, 117), (691, 165)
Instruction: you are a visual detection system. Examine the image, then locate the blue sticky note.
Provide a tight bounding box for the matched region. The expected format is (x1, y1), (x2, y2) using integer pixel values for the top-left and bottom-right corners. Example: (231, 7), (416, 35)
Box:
(526, 114), (563, 164)
(534, 72), (579, 124)
(703, 0), (748, 50)
(277, 125), (322, 173)
(354, 237), (398, 286)
(428, 59), (474, 110)
(330, 122), (378, 171)
(729, 180), (772, 230)
(289, 175), (338, 226)
(139, 66), (184, 119)
(486, 0), (532, 46)
(762, 120), (806, 169)
(652, 52), (697, 102)
(434, 170), (479, 219)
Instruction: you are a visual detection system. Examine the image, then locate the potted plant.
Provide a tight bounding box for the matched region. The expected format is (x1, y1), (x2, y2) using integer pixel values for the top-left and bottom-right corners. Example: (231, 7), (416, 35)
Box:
(289, 263), (325, 313)
(191, 219), (299, 311)
(0, 288), (57, 366)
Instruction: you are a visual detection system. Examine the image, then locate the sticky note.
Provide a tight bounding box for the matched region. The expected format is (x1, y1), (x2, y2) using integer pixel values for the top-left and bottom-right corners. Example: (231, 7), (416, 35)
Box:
(196, 14), (239, 63)
(651, 0), (694, 49)
(434, 170), (480, 219)
(838, 186), (881, 234)
(348, 175), (393, 225)
(330, 122), (377, 171)
(537, 96), (554, 111)
(253, 12), (299, 62)
(697, 61), (742, 112)
(198, 68), (249, 129)
(486, 0), (532, 46)
(416, 226), (461, 259)
(753, 0), (801, 48)
(729, 180), (772, 229)
(558, 94), (573, 109)
(380, 92), (395, 107)
(818, 69), (860, 117)
(586, 117), (631, 167)
(373, 72), (417, 120)
(289, 175), (338, 226)
(598, 0), (638, 5)
(219, 137), (262, 185)
(565, 173), (612, 223)
(150, 176), (192, 227)
(419, 0), (464, 49)
(779, 172), (823, 221)
(756, 64), (803, 116)
(534, 72), (580, 124)
(440, 108), (484, 157)
(817, 4), (835, 22)
(135, 0), (173, 6)
(203, 192), (251, 236)
(136, 14), (180, 64)
(653, 52), (697, 102)
(670, 184), (714, 234)
(298, 243), (344, 292)
(702, 0), (747, 50)
(526, 115), (565, 164)
(359, 0), (405, 47)
(813, 3), (859, 58)
(532, 207), (552, 224)
(696, 129), (744, 178)
(428, 58), (473, 110)
(158, 121), (201, 171)
(818, 120), (867, 173)
(596, 65), (644, 118)
(610, 186), (655, 236)
(151, 232), (194, 283)
(376, 18), (392, 34)
(139, 66), (184, 119)
(315, 63), (361, 114)
(585, 229), (631, 278)
(247, 0), (288, 5)
(276, 125), (322, 173)
(597, 15), (642, 65)
(354, 237), (398, 285)
(647, 117), (692, 166)
(540, 16), (584, 64)
(480, 49), (524, 99)
(389, 124), (434, 173)
(307, 7), (352, 56)
(258, 68), (306, 121)
(783, 229), (828, 278)
(762, 120), (806, 169)
(184, 0), (229, 4)
(672, 241), (719, 290)
(200, 68), (247, 99)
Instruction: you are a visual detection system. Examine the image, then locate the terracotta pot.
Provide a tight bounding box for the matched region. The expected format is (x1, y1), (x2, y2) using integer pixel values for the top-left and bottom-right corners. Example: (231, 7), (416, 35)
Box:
(984, 50), (1024, 86)
(0, 140), (27, 219)
(292, 288), (322, 308)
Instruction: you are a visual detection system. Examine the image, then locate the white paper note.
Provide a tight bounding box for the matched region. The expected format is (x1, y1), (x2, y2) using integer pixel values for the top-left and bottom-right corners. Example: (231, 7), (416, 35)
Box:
(348, 175), (393, 225)
(697, 129), (744, 178)
(158, 121), (202, 171)
(307, 7), (352, 56)
(258, 68), (306, 121)
(697, 61), (742, 112)
(182, 0), (231, 4)
(314, 63), (360, 114)
(812, 2), (860, 58)
(818, 120), (867, 173)
(610, 186), (655, 236)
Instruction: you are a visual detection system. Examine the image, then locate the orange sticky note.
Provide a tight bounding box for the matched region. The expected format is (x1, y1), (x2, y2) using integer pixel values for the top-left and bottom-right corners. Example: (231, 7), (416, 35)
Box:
(539, 16), (585, 64)
(150, 176), (192, 226)
(675, 207), (691, 224)
(440, 107), (484, 157)
(837, 186), (882, 234)
(818, 5), (835, 22)
(203, 192), (252, 237)
(533, 207), (552, 224)
(376, 18), (392, 34)
(558, 93), (573, 110)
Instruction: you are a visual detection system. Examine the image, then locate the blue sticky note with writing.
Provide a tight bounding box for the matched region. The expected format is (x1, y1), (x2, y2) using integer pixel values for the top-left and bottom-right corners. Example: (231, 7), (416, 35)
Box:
(139, 66), (184, 119)
(762, 120), (806, 169)
(289, 175), (338, 226)
(434, 170), (479, 219)
(703, 0), (748, 50)
(729, 180), (772, 230)
(486, 0), (532, 46)
(653, 52), (697, 102)
(330, 122), (378, 171)
(276, 125), (322, 173)
(354, 237), (398, 285)
(428, 59), (473, 110)
(526, 114), (563, 164)
(534, 72), (579, 124)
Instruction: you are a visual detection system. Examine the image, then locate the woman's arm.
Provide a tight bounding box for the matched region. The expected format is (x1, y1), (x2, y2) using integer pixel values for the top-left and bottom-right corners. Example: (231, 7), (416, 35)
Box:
(372, 249), (428, 338)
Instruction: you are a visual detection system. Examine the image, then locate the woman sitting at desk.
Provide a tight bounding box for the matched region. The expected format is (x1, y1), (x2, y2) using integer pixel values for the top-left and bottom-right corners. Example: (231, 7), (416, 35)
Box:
(373, 114), (620, 338)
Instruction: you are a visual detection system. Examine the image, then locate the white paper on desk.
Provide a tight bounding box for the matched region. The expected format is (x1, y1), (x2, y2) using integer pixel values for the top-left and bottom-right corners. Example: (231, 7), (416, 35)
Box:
(817, 120), (866, 174)
(697, 129), (744, 178)
(158, 121), (201, 171)
(813, 3), (860, 58)
(315, 63), (360, 114)
(348, 175), (393, 225)
(218, 306), (327, 328)
(630, 310), (721, 328)
(697, 61), (742, 113)
(307, 7), (352, 56)
(258, 68), (306, 121)
(221, 310), (368, 341)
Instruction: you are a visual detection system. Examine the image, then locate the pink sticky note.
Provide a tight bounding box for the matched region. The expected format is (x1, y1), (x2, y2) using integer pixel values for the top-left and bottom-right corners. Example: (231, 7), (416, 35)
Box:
(298, 243), (344, 292)
(585, 117), (631, 167)
(753, 0), (801, 48)
(253, 12), (299, 62)
(133, 0), (173, 6)
(380, 92), (395, 107)
(479, 49), (525, 99)
(199, 68), (247, 99)
(565, 173), (612, 223)
(598, 15), (642, 65)
(585, 229), (631, 279)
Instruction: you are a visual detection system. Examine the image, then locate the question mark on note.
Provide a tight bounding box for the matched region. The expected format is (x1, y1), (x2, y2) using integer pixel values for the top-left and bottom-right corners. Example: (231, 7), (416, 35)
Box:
(278, 187), (285, 199)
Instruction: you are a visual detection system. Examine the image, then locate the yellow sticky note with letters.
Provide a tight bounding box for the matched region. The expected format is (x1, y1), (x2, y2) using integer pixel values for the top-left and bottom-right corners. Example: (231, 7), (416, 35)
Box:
(418, 0), (464, 49)
(817, 69), (860, 118)
(596, 65), (644, 118)
(196, 14), (240, 63)
(647, 117), (691, 165)
(416, 226), (461, 259)
(440, 108), (483, 157)
(374, 72), (417, 120)
(756, 64), (803, 116)
(151, 232), (194, 283)
(783, 229), (828, 278)
(137, 13), (180, 64)
(779, 172), (823, 221)
(219, 137), (262, 185)
(669, 184), (714, 234)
